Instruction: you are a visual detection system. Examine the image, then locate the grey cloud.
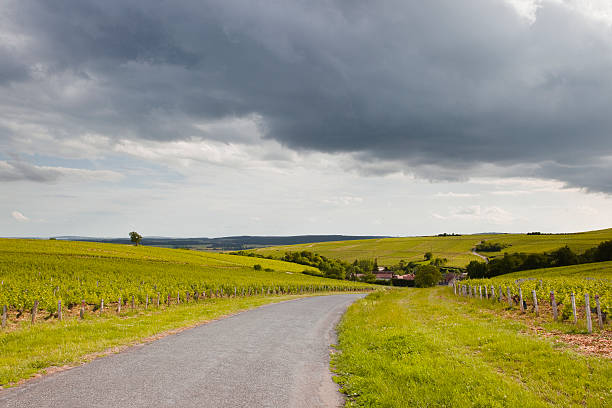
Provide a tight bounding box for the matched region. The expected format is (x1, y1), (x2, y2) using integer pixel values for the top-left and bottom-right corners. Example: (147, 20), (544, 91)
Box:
(0, 160), (61, 182)
(1, 0), (612, 191)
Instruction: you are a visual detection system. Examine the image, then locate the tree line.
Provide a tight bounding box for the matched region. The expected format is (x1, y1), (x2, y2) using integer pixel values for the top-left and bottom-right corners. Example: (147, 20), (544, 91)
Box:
(466, 240), (612, 278)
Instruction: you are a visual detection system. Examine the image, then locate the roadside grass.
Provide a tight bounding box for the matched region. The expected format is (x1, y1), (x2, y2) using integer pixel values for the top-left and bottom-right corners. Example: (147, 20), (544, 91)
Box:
(333, 288), (612, 407)
(254, 228), (612, 267)
(0, 294), (318, 387)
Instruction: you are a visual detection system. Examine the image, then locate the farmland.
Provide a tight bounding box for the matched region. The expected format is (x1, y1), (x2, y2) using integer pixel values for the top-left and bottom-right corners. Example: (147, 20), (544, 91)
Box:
(333, 288), (612, 407)
(253, 228), (612, 267)
(0, 239), (370, 316)
(0, 239), (372, 386)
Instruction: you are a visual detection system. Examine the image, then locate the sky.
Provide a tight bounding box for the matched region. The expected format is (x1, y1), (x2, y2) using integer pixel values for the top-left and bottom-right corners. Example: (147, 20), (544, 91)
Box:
(2, 0), (612, 238)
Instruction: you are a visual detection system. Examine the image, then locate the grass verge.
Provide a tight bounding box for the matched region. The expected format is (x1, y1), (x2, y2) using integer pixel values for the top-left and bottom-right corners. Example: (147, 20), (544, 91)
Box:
(332, 288), (612, 407)
(0, 294), (317, 387)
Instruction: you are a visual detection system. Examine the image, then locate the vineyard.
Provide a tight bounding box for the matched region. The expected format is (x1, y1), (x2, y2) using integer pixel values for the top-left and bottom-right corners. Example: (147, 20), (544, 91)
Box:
(0, 239), (372, 321)
(456, 261), (612, 330)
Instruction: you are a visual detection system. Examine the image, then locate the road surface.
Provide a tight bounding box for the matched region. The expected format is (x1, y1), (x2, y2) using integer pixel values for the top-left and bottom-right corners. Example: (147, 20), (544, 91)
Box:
(0, 294), (365, 408)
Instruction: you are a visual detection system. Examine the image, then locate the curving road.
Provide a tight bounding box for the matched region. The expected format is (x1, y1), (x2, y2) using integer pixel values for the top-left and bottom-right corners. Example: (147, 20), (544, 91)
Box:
(0, 294), (365, 408)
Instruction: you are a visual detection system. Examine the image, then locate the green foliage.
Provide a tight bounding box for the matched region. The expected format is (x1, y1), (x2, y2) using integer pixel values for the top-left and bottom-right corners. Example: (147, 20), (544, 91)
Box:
(253, 264), (262, 270)
(475, 241), (510, 252)
(129, 231), (142, 246)
(423, 251), (433, 261)
(414, 265), (441, 288)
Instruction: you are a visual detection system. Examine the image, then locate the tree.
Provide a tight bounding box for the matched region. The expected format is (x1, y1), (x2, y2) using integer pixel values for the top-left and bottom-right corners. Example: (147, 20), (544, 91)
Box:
(414, 265), (442, 288)
(465, 260), (488, 278)
(424, 251), (433, 261)
(129, 231), (142, 246)
(551, 245), (577, 266)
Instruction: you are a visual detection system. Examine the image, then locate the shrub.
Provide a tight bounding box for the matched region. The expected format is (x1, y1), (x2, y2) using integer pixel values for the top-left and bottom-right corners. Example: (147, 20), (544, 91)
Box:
(253, 264), (262, 271)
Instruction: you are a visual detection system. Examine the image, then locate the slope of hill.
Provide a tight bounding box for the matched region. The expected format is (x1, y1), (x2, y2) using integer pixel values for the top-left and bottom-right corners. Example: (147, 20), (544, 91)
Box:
(253, 228), (612, 267)
(0, 239), (370, 313)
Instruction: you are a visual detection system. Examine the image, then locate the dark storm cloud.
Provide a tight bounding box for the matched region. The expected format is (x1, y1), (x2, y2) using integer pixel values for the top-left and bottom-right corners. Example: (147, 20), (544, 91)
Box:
(2, 0), (612, 191)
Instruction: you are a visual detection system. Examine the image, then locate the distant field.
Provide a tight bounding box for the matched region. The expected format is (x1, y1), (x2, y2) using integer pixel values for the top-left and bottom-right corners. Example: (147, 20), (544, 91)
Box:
(492, 261), (612, 280)
(253, 228), (612, 267)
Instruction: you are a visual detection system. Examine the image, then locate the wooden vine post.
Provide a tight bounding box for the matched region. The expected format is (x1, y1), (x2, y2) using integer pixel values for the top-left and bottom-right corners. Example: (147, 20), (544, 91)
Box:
(519, 287), (524, 312)
(491, 286), (495, 301)
(1, 305), (7, 328)
(484, 285), (488, 299)
(531, 290), (538, 316)
(31, 300), (39, 325)
(100, 299), (104, 313)
(585, 293), (592, 334)
(550, 291), (558, 321)
(58, 300), (62, 321)
(131, 295), (135, 310)
(570, 292), (577, 324)
(80, 300), (85, 320)
(156, 293), (160, 308)
(145, 294), (149, 309)
(507, 287), (512, 307)
(118, 297), (122, 314)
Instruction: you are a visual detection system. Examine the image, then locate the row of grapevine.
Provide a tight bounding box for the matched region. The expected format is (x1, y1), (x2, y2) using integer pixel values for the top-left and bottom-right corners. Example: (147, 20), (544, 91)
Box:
(453, 276), (610, 332)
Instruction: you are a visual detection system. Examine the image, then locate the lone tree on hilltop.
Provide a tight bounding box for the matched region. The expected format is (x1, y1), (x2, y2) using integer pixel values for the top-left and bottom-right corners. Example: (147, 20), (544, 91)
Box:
(129, 231), (143, 246)
(414, 265), (442, 288)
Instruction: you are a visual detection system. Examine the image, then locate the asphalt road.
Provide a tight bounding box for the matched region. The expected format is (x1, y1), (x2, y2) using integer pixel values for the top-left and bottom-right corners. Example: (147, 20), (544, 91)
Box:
(0, 294), (365, 408)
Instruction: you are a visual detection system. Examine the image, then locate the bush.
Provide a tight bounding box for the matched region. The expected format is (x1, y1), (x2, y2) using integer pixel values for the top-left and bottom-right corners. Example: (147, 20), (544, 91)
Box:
(414, 265), (442, 288)
(253, 264), (262, 271)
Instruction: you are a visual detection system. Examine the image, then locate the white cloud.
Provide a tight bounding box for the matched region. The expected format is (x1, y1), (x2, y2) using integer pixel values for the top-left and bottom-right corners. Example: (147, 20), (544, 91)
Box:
(0, 160), (123, 183)
(11, 210), (29, 222)
(434, 192), (480, 198)
(431, 205), (518, 225)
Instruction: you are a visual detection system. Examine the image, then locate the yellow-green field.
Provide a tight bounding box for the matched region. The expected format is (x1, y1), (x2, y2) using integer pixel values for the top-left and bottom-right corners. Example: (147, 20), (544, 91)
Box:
(0, 239), (370, 313)
(253, 228), (612, 267)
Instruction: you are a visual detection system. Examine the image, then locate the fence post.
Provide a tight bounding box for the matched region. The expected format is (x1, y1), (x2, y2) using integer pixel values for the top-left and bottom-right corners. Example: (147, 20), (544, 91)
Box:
(479, 286), (482, 300)
(570, 292), (577, 324)
(145, 294), (149, 309)
(491, 286), (495, 301)
(519, 287), (524, 312)
(235, 287), (237, 297)
(31, 300), (38, 325)
(532, 290), (538, 316)
(484, 285), (488, 299)
(585, 293), (592, 334)
(131, 295), (135, 310)
(100, 298), (104, 313)
(1, 305), (6, 328)
(551, 291), (558, 321)
(157, 293), (160, 308)
(118, 297), (122, 314)
(498, 286), (502, 302)
(453, 281), (457, 295)
(80, 300), (85, 320)
(507, 287), (512, 307)
(58, 300), (62, 321)
(177, 292), (180, 304)
(595, 295), (603, 329)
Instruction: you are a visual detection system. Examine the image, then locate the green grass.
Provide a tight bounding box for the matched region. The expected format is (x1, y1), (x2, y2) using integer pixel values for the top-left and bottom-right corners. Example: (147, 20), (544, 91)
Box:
(253, 228), (612, 267)
(0, 294), (325, 386)
(333, 288), (612, 407)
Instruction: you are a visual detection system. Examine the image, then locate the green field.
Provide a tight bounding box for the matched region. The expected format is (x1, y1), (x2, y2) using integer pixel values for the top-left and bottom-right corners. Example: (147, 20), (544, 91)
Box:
(333, 288), (612, 407)
(0, 238), (373, 386)
(0, 239), (370, 314)
(253, 228), (612, 267)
